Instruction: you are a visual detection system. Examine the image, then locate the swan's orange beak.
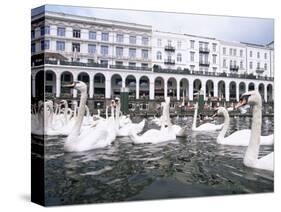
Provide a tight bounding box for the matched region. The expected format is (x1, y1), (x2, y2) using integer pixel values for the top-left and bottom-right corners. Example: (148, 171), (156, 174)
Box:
(235, 98), (247, 109)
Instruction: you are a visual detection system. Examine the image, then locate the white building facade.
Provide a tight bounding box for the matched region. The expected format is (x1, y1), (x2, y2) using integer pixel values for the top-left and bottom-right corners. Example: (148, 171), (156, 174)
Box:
(31, 11), (274, 104)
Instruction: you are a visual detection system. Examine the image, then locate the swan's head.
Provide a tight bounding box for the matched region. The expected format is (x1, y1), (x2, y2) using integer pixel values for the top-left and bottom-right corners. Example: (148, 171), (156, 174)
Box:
(236, 90), (262, 108)
(213, 107), (227, 117)
(165, 97), (171, 104)
(63, 81), (87, 92)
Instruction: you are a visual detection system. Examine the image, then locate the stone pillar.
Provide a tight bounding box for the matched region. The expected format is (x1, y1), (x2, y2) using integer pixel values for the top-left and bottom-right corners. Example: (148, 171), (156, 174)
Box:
(105, 79), (111, 99)
(214, 83), (218, 98)
(176, 81), (180, 101)
(122, 77), (125, 89)
(236, 83), (239, 102)
(32, 76), (36, 98)
(89, 75), (94, 98)
(225, 83), (230, 102)
(264, 85), (267, 102)
(189, 83), (193, 101)
(136, 78), (140, 99)
(201, 81), (206, 100)
(55, 75), (61, 98)
(149, 81), (155, 100)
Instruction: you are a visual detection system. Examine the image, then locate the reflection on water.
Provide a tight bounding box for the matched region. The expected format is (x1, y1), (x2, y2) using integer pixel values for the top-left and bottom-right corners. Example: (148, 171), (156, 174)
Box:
(32, 116), (274, 206)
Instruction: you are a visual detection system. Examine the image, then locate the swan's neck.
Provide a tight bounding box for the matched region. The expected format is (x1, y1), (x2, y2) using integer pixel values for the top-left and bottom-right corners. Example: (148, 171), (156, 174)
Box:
(192, 106), (198, 129)
(85, 105), (90, 118)
(70, 91), (87, 137)
(244, 103), (262, 167)
(106, 107), (108, 119)
(217, 109), (230, 143)
(63, 102), (68, 123)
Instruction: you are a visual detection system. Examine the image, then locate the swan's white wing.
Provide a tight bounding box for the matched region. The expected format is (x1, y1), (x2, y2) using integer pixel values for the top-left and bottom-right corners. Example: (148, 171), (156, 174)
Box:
(256, 152), (274, 171)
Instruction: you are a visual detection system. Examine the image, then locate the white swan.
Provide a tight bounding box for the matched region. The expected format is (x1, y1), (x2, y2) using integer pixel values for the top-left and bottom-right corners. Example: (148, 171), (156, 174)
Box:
(129, 97), (176, 144)
(64, 81), (116, 152)
(214, 107), (273, 146)
(236, 90), (274, 171)
(192, 103), (223, 131)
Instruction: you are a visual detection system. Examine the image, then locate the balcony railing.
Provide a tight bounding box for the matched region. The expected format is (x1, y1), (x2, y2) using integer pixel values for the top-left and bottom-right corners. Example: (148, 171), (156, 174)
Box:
(164, 45), (175, 52)
(109, 65), (152, 71)
(199, 61), (210, 67)
(199, 47), (210, 53)
(256, 68), (265, 74)
(230, 65), (239, 72)
(164, 59), (175, 65)
(153, 66), (273, 81)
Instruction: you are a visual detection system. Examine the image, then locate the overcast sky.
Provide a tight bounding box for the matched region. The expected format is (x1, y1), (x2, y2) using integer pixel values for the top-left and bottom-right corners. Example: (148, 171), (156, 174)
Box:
(32, 5), (274, 45)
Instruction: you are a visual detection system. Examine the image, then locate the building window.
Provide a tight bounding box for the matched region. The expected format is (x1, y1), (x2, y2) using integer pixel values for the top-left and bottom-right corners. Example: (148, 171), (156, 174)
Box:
(190, 52), (195, 62)
(56, 41), (65, 51)
(264, 53), (267, 59)
(129, 62), (136, 67)
(234, 60), (237, 66)
(223, 47), (226, 55)
(167, 40), (172, 46)
(89, 31), (96, 40)
(116, 61), (123, 66)
(141, 63), (148, 68)
(116, 47), (123, 57)
(88, 44), (96, 54)
(257, 52), (260, 58)
(31, 43), (35, 53)
(240, 49), (243, 57)
(230, 60), (233, 66)
(190, 65), (195, 71)
(142, 49), (148, 59)
(41, 40), (49, 50)
(72, 43), (80, 52)
(240, 61), (243, 69)
(257, 62), (260, 69)
(190, 40), (195, 49)
(101, 32), (109, 41)
(229, 48), (233, 56)
(40, 26), (50, 36)
(31, 30), (35, 39)
(129, 35), (136, 44)
(177, 41), (182, 49)
(157, 51), (162, 60)
(100, 60), (108, 65)
(250, 51), (252, 57)
(142, 36), (149, 45)
(100, 45), (109, 56)
(212, 43), (217, 52)
(223, 59), (226, 67)
(249, 61), (253, 69)
(57, 27), (65, 36)
(233, 49), (237, 56)
(157, 39), (162, 47)
(116, 34), (124, 43)
(129, 48), (136, 58)
(212, 55), (217, 64)
(213, 67), (217, 72)
(177, 53), (182, 62)
(73, 29), (81, 38)
(264, 63), (267, 70)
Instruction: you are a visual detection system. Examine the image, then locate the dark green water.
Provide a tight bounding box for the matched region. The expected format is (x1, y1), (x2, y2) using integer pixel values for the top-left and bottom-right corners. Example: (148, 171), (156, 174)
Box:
(31, 116), (274, 206)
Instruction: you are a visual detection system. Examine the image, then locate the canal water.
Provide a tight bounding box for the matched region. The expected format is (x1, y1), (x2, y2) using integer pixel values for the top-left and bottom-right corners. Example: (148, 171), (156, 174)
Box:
(31, 116), (274, 206)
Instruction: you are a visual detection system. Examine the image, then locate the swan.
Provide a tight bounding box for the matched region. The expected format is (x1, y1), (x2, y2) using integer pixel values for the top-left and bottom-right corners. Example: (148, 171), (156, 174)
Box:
(214, 107), (273, 146)
(129, 97), (176, 144)
(192, 103), (223, 131)
(236, 90), (274, 171)
(64, 81), (116, 152)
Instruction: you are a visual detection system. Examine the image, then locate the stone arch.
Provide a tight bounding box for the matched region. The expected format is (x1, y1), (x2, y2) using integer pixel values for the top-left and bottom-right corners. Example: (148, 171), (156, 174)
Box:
(205, 79), (214, 98)
(267, 84), (273, 102)
(258, 83), (265, 101)
(248, 82), (255, 91)
(139, 75), (150, 99)
(239, 82), (246, 98)
(193, 79), (202, 98)
(167, 77), (177, 99)
(78, 72), (90, 95)
(218, 80), (226, 99)
(180, 78), (189, 100)
(154, 76), (165, 100)
(111, 74), (123, 98)
(60, 71), (74, 98)
(93, 73), (105, 98)
(125, 75), (137, 99)
(229, 81), (237, 101)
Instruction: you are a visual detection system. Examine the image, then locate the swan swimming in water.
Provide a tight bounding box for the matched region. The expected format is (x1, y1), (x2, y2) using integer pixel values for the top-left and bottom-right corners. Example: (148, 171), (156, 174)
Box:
(236, 90), (274, 171)
(192, 103), (223, 132)
(213, 107), (273, 146)
(64, 81), (116, 152)
(129, 97), (176, 143)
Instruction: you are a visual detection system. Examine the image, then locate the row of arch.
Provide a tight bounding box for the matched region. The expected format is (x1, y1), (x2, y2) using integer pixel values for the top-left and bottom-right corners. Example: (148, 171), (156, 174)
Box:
(33, 70), (273, 102)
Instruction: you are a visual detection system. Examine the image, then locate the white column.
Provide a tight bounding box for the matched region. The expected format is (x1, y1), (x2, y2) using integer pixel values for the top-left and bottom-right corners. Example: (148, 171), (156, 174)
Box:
(136, 79), (140, 99)
(176, 81), (180, 101)
(202, 81), (206, 100)
(149, 81), (155, 100)
(105, 79), (111, 99)
(55, 75), (61, 98)
(214, 82), (218, 98)
(189, 83), (193, 101)
(32, 76), (36, 98)
(264, 85), (267, 102)
(89, 75), (94, 98)
(164, 79), (167, 99)
(225, 83), (230, 102)
(122, 77), (125, 88)
(73, 74), (78, 98)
